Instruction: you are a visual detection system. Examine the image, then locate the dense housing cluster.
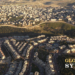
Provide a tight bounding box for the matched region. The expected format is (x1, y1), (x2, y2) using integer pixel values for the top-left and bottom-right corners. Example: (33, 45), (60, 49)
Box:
(0, 35), (75, 75)
(4, 40), (21, 59)
(45, 54), (55, 75)
(0, 4), (75, 26)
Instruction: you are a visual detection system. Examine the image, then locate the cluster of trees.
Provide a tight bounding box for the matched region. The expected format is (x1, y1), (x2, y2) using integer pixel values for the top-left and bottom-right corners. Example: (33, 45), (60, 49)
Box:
(37, 47), (49, 62)
(31, 63), (40, 73)
(9, 16), (23, 22)
(6, 16), (23, 22)
(0, 64), (8, 75)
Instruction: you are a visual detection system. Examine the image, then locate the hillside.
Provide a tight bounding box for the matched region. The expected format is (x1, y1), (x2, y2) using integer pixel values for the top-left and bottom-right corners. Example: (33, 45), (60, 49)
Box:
(32, 22), (75, 37)
(0, 22), (75, 38)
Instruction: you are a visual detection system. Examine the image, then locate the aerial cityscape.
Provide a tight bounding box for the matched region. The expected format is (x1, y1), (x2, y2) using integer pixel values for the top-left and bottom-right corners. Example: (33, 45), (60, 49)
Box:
(0, 4), (75, 26)
(0, 0), (75, 75)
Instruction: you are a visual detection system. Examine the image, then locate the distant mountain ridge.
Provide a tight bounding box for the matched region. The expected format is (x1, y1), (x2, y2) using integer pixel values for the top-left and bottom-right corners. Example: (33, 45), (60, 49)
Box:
(0, 0), (75, 7)
(0, 0), (75, 2)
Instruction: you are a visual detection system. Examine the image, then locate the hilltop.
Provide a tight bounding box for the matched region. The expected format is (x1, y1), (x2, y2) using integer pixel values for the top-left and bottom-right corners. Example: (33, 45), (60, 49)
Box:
(0, 22), (75, 38)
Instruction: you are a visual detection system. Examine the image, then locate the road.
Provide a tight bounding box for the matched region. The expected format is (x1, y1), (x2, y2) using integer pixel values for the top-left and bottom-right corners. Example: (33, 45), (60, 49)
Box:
(53, 48), (66, 75)
(53, 53), (61, 75)
(26, 47), (35, 75)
